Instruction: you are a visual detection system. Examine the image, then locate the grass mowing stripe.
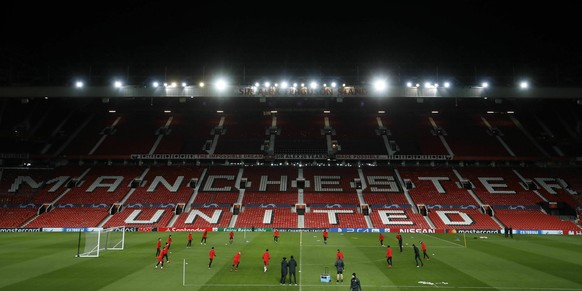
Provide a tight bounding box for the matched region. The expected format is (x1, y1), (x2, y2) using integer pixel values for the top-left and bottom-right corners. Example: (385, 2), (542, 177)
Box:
(471, 237), (582, 285)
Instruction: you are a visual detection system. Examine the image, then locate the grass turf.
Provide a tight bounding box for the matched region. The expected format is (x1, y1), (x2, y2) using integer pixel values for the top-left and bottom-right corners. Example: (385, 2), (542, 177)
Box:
(0, 231), (581, 290)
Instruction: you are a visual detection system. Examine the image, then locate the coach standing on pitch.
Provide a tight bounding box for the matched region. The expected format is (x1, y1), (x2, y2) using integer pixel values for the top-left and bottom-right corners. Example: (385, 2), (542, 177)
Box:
(287, 255), (297, 285)
(280, 257), (288, 285)
(350, 272), (362, 291)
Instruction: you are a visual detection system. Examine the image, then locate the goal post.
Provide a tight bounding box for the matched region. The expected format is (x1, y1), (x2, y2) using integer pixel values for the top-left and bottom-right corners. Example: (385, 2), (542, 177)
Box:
(76, 228), (101, 258)
(103, 225), (126, 251)
(76, 226), (126, 258)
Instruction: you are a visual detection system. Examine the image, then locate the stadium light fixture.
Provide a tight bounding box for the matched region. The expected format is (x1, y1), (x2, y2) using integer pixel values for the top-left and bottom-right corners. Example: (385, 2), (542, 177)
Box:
(373, 79), (387, 92)
(254, 82), (260, 87)
(264, 82), (270, 88)
(182, 82), (187, 87)
(75, 81), (84, 88)
(444, 82), (450, 88)
(199, 82), (205, 88)
(171, 82), (178, 88)
(310, 82), (317, 89)
(152, 82), (159, 88)
(431, 110), (439, 114)
(280, 81), (289, 89)
(164, 110), (171, 113)
(482, 82), (489, 88)
(406, 82), (412, 88)
(293, 83), (298, 88)
(215, 79), (227, 91)
(114, 81), (123, 88)
(331, 82), (337, 88)
(519, 81), (529, 89)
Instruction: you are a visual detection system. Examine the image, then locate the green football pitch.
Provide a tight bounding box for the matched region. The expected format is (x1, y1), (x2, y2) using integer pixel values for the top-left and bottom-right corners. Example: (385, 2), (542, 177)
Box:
(1, 231), (581, 290)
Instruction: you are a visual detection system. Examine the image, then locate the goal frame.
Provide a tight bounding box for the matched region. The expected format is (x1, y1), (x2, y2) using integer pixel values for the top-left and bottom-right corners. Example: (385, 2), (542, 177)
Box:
(76, 226), (126, 258)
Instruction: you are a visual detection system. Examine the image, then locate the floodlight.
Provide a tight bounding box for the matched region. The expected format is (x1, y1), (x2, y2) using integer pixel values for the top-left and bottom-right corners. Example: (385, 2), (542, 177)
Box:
(215, 79), (227, 91)
(373, 79), (387, 92)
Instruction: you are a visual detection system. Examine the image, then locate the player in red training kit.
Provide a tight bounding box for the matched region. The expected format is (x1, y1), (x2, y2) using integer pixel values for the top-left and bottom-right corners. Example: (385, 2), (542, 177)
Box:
(162, 242), (170, 263)
(386, 245), (393, 268)
(396, 233), (403, 252)
(229, 231), (234, 244)
(208, 246), (216, 269)
(155, 238), (162, 257)
(323, 229), (328, 244)
(201, 229), (208, 245)
(379, 233), (385, 246)
(273, 229), (280, 243)
(262, 249), (271, 272)
(231, 252), (241, 272)
(167, 235), (173, 252)
(187, 232), (193, 248)
(420, 241), (430, 260)
(155, 244), (169, 269)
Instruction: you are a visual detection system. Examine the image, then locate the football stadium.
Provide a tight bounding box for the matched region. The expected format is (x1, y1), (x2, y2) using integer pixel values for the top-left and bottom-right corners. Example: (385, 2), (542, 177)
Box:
(1, 78), (582, 290)
(1, 3), (582, 291)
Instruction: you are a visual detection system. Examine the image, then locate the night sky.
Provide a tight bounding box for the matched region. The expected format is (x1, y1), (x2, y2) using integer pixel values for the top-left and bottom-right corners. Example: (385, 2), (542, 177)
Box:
(2, 1), (581, 85)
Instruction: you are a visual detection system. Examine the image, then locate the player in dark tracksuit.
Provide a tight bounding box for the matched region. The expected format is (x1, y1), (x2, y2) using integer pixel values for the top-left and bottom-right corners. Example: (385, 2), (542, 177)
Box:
(413, 244), (424, 267)
(396, 233), (403, 252)
(350, 273), (362, 291)
(280, 257), (288, 285)
(287, 256), (297, 285)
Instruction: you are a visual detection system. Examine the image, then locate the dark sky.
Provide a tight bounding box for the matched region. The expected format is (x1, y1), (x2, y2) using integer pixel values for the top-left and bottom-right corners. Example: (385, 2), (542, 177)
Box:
(1, 1), (580, 84)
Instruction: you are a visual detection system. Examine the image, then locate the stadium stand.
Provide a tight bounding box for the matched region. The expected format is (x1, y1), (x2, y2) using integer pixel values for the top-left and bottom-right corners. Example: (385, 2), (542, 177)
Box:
(0, 95), (581, 232)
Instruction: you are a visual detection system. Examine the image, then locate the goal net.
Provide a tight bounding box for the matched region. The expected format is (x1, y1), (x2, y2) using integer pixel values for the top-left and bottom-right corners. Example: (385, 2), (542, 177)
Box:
(77, 226), (126, 257)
